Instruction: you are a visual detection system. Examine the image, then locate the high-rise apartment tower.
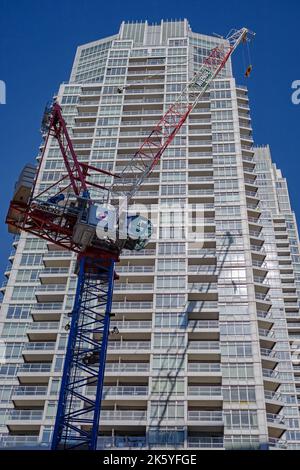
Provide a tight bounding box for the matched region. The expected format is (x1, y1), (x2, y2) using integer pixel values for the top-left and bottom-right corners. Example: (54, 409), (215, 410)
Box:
(0, 19), (300, 450)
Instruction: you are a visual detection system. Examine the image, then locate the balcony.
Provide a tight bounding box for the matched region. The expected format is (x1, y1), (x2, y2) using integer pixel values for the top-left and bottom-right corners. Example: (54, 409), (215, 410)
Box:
(188, 341), (220, 360)
(114, 283), (154, 292)
(108, 341), (150, 351)
(187, 386), (222, 405)
(12, 385), (48, 407)
(187, 436), (223, 449)
(266, 413), (286, 438)
(6, 410), (44, 431)
(102, 386), (148, 398)
(264, 391), (283, 414)
(110, 320), (152, 330)
(35, 284), (68, 302)
(42, 250), (73, 267)
(122, 249), (156, 257)
(117, 265), (155, 273)
(39, 267), (69, 283)
(18, 363), (52, 374)
(0, 435), (42, 449)
(97, 435), (146, 449)
(187, 410), (223, 426)
(27, 322), (59, 341)
(112, 301), (153, 311)
(262, 368), (281, 390)
(100, 410), (147, 422)
(22, 341), (56, 361)
(187, 363), (221, 373)
(30, 303), (65, 321)
(188, 320), (219, 329)
(260, 347), (277, 363)
(105, 362), (149, 374)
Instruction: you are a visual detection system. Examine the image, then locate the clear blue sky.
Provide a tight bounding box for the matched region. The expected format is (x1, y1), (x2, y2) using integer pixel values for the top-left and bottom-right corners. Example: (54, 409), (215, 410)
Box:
(0, 0), (300, 277)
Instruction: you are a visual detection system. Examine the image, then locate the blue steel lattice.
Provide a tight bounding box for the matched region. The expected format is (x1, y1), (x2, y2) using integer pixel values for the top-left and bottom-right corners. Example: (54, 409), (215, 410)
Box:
(51, 256), (115, 450)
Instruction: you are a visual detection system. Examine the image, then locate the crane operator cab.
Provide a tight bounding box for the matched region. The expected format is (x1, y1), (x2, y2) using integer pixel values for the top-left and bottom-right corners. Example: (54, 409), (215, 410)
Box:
(72, 201), (153, 254)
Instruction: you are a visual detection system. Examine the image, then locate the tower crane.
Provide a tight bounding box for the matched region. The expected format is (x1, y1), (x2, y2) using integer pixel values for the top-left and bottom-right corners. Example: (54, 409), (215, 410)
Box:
(5, 27), (254, 450)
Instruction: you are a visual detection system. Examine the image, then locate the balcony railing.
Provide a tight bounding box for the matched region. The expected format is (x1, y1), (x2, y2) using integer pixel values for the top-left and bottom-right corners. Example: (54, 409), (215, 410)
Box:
(188, 341), (219, 350)
(23, 342), (56, 351)
(106, 363), (149, 373)
(8, 410), (44, 421)
(97, 436), (146, 449)
(262, 368), (280, 379)
(188, 386), (222, 396)
(187, 437), (223, 448)
(188, 320), (219, 329)
(112, 301), (153, 310)
(188, 363), (221, 373)
(13, 386), (48, 396)
(27, 322), (59, 330)
(31, 303), (64, 311)
(40, 268), (69, 274)
(108, 341), (150, 350)
(18, 363), (52, 373)
(0, 435), (41, 448)
(114, 283), (153, 291)
(266, 413), (285, 425)
(102, 386), (148, 397)
(43, 251), (73, 258)
(117, 266), (154, 273)
(264, 391), (282, 402)
(187, 411), (223, 422)
(110, 320), (152, 329)
(100, 410), (147, 420)
(260, 347), (277, 358)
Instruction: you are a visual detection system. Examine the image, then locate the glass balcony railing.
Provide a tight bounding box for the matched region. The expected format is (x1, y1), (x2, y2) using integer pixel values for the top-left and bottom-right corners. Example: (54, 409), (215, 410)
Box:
(188, 320), (219, 329)
(122, 249), (156, 256)
(101, 410), (147, 420)
(110, 321), (152, 329)
(114, 283), (153, 291)
(18, 363), (52, 373)
(31, 303), (64, 311)
(188, 386), (222, 396)
(13, 386), (48, 396)
(106, 363), (149, 373)
(117, 266), (154, 273)
(112, 301), (153, 310)
(262, 368), (280, 379)
(266, 413), (285, 425)
(8, 410), (44, 421)
(101, 386), (148, 397)
(0, 435), (41, 448)
(187, 410), (223, 422)
(260, 347), (277, 358)
(188, 341), (219, 350)
(35, 285), (68, 292)
(23, 342), (56, 351)
(187, 437), (223, 448)
(97, 436), (146, 449)
(43, 251), (73, 258)
(258, 328), (275, 338)
(108, 341), (150, 350)
(27, 322), (60, 330)
(40, 268), (69, 274)
(188, 363), (221, 373)
(264, 391), (282, 402)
